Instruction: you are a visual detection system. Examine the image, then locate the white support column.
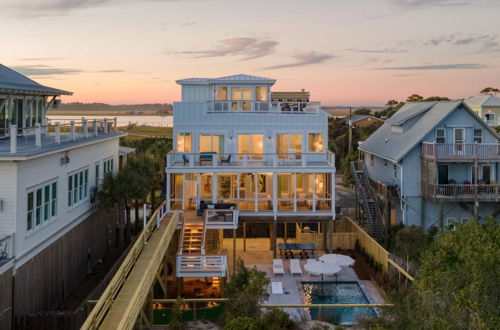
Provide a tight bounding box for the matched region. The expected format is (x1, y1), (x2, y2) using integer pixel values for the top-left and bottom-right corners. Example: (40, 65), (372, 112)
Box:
(113, 117), (117, 132)
(166, 173), (171, 211)
(212, 155), (218, 168)
(243, 154), (248, 167)
(104, 118), (108, 134)
(189, 155), (194, 168)
(273, 173), (278, 215)
(212, 173), (218, 203)
(83, 119), (88, 138)
(293, 173), (297, 212)
(254, 173), (258, 212)
(331, 171), (336, 218)
(35, 123), (41, 148)
(312, 173), (316, 212)
(236, 173), (240, 201)
(181, 174), (185, 211)
(70, 121), (76, 141)
(55, 122), (61, 144)
(93, 119), (98, 136)
(10, 125), (17, 153)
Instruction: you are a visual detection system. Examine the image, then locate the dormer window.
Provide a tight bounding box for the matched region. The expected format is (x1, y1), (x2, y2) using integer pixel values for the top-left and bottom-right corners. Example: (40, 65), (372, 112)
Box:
(436, 128), (445, 143)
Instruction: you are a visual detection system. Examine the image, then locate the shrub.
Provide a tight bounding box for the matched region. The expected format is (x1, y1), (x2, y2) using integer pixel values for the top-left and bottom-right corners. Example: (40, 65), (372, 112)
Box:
(260, 308), (296, 330)
(223, 317), (260, 330)
(169, 298), (184, 330)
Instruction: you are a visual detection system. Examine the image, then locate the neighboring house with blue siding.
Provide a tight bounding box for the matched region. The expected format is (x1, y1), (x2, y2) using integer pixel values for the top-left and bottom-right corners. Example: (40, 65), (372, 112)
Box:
(358, 101), (500, 230)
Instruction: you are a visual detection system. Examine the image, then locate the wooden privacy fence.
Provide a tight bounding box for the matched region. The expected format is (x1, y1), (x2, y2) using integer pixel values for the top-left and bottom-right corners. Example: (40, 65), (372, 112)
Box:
(81, 201), (175, 330)
(296, 224), (358, 250)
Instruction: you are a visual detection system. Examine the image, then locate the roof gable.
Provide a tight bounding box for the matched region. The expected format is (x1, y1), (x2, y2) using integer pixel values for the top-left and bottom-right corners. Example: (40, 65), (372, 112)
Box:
(0, 64), (72, 96)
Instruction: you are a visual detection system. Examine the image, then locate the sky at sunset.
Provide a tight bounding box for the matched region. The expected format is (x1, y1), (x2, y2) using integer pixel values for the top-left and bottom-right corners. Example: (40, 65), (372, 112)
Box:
(1, 0), (500, 106)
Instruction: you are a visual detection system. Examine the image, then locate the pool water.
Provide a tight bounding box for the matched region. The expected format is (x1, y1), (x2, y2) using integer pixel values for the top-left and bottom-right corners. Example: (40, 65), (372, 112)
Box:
(302, 281), (376, 325)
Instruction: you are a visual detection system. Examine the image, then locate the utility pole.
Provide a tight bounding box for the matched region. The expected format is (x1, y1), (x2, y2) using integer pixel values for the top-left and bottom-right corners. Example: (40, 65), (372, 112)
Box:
(348, 107), (353, 156)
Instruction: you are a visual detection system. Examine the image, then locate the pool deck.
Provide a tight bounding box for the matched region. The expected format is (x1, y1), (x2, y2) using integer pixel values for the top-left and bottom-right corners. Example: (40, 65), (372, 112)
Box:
(223, 244), (385, 322)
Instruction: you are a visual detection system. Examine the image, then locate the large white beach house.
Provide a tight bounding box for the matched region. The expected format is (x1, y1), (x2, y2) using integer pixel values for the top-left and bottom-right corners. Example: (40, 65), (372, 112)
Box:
(0, 64), (125, 326)
(165, 74), (336, 277)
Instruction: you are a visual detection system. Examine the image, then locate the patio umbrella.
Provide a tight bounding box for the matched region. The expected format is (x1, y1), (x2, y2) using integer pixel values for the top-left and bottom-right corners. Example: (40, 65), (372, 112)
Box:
(304, 261), (342, 295)
(319, 254), (355, 267)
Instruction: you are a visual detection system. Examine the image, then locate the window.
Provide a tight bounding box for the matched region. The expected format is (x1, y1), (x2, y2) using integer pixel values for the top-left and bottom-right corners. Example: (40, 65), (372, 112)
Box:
(177, 133), (192, 152)
(95, 163), (100, 187)
(446, 218), (457, 231)
(277, 134), (302, 156)
(68, 168), (89, 207)
(436, 128), (445, 143)
(231, 88), (252, 110)
(237, 134), (263, 158)
(27, 181), (57, 232)
(384, 161), (388, 168)
(104, 159), (114, 175)
(370, 154), (374, 168)
(199, 134), (224, 153)
(216, 87), (228, 101)
(308, 133), (324, 152)
(393, 164), (398, 179)
(485, 113), (495, 124)
(474, 129), (482, 143)
(256, 86), (267, 101)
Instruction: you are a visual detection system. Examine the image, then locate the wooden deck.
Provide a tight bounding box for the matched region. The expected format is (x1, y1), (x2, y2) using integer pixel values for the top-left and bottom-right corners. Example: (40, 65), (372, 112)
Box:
(99, 216), (176, 330)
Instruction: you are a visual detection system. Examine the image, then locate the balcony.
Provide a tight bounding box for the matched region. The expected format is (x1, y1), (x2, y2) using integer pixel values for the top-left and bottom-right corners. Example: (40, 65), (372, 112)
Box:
(166, 151), (335, 170)
(422, 142), (500, 161)
(0, 118), (122, 157)
(426, 184), (500, 202)
(484, 118), (500, 127)
(206, 100), (321, 114)
(205, 208), (239, 229)
(176, 254), (227, 277)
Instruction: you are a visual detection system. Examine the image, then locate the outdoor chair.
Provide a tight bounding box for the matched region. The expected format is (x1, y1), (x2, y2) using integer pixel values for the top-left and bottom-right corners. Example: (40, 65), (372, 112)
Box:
(220, 154), (231, 165)
(273, 259), (285, 276)
(290, 259), (302, 276)
(271, 281), (284, 295)
(182, 154), (189, 166)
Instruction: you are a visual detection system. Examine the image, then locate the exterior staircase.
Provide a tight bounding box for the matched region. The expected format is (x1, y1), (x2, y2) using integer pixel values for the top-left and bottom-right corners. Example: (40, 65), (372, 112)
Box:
(180, 221), (205, 254)
(351, 160), (385, 239)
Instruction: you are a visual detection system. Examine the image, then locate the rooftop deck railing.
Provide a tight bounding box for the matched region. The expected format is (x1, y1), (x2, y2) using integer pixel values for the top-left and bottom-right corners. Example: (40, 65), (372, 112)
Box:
(206, 100), (321, 113)
(484, 118), (500, 127)
(422, 142), (500, 161)
(0, 118), (117, 154)
(427, 184), (500, 202)
(0, 234), (13, 262)
(205, 208), (239, 229)
(166, 151), (335, 169)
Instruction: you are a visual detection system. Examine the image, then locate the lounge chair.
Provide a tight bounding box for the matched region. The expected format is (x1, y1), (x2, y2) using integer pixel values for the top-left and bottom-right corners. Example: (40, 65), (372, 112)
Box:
(271, 281), (284, 295)
(290, 259), (302, 276)
(220, 154), (231, 165)
(273, 259), (285, 276)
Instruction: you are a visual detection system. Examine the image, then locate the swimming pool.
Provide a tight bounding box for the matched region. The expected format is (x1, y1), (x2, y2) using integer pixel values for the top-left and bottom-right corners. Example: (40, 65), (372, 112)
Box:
(302, 281), (376, 325)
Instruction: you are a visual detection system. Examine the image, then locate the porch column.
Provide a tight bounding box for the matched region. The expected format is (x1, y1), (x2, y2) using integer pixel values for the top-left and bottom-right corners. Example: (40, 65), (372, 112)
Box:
(232, 228), (236, 276)
(104, 118), (108, 134)
(83, 119), (88, 138)
(93, 119), (98, 136)
(10, 125), (17, 153)
(331, 171), (336, 218)
(35, 123), (41, 148)
(272, 217), (277, 258)
(293, 173), (297, 212)
(166, 173), (171, 211)
(212, 173), (217, 203)
(70, 121), (76, 141)
(273, 174), (278, 215)
(243, 222), (246, 252)
(328, 219), (333, 253)
(55, 122), (61, 144)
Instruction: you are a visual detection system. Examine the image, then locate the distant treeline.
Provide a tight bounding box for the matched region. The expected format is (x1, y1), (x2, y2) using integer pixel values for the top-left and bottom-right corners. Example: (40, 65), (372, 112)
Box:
(52, 102), (173, 114)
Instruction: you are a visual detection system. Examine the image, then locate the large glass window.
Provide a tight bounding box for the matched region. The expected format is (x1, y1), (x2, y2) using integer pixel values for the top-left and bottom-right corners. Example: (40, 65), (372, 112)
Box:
(217, 174), (237, 199)
(177, 133), (192, 152)
(237, 134), (263, 158)
(68, 168), (89, 207)
(199, 134), (224, 153)
(231, 88), (252, 110)
(200, 174), (212, 199)
(308, 133), (324, 152)
(277, 134), (302, 156)
(216, 87), (228, 101)
(256, 86), (267, 101)
(27, 181), (57, 232)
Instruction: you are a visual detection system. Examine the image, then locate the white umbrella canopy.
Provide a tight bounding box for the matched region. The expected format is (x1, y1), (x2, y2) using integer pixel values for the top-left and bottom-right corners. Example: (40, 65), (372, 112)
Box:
(304, 261), (342, 276)
(319, 254), (355, 267)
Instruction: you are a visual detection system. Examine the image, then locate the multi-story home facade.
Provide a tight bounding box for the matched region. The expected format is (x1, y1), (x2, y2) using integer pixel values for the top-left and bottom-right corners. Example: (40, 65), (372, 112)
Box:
(0, 64), (125, 327)
(165, 74), (336, 277)
(357, 101), (500, 231)
(465, 95), (500, 127)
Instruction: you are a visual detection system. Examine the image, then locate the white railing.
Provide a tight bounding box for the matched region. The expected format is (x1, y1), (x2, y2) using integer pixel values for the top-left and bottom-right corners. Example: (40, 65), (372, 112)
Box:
(205, 209), (239, 229)
(422, 142), (500, 160)
(484, 118), (500, 127)
(1, 117), (118, 154)
(206, 100), (320, 113)
(176, 254), (227, 277)
(0, 234), (13, 262)
(431, 184), (500, 201)
(166, 151), (335, 169)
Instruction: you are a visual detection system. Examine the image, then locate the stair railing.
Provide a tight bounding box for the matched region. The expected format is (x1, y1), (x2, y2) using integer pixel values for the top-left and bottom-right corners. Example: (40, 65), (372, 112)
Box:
(350, 161), (379, 235)
(361, 162), (385, 232)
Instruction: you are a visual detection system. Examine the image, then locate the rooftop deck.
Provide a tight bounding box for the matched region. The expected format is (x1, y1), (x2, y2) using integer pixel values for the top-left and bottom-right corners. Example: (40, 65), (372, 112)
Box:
(0, 119), (124, 158)
(206, 100), (321, 114)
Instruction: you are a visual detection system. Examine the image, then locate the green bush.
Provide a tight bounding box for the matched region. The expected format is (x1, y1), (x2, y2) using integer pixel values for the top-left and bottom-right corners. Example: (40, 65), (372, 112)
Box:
(223, 317), (260, 330)
(260, 308), (296, 330)
(168, 298), (184, 330)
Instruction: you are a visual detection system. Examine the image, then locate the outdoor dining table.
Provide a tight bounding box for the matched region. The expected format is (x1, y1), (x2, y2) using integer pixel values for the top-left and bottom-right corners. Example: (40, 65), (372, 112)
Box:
(278, 243), (317, 259)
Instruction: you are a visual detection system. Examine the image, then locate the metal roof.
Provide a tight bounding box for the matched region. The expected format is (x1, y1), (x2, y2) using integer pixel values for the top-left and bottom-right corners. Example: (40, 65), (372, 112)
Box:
(176, 74), (276, 85)
(464, 95), (500, 107)
(359, 101), (499, 162)
(0, 64), (72, 96)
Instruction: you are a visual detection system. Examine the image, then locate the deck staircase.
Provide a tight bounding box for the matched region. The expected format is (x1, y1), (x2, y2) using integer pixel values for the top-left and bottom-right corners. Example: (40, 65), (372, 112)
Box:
(351, 161), (385, 239)
(176, 214), (227, 277)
